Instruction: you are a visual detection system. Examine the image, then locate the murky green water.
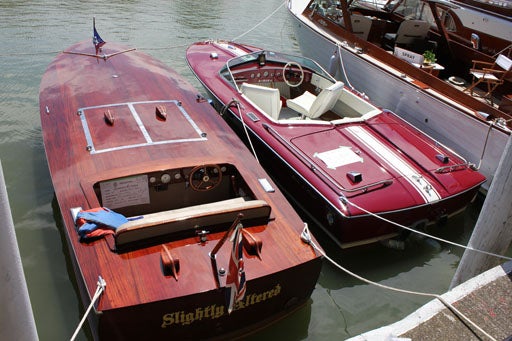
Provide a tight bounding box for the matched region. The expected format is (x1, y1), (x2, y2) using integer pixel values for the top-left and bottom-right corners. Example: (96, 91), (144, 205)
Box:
(0, 1), (505, 340)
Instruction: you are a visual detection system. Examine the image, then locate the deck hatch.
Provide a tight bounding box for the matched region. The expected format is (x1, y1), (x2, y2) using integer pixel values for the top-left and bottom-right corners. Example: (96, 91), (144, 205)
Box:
(78, 100), (207, 154)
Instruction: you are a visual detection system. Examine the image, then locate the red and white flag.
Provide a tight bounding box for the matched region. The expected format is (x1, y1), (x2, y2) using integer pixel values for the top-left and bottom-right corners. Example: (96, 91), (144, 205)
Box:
(226, 223), (246, 314)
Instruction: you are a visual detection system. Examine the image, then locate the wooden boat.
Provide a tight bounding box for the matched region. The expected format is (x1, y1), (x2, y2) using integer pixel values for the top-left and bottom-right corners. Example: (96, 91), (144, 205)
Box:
(39, 29), (322, 340)
(453, 0), (512, 17)
(288, 0), (511, 192)
(186, 40), (486, 248)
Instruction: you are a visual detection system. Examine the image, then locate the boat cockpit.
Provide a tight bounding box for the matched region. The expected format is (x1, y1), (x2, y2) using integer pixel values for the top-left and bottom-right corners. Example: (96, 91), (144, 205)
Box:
(220, 49), (381, 123)
(76, 163), (272, 251)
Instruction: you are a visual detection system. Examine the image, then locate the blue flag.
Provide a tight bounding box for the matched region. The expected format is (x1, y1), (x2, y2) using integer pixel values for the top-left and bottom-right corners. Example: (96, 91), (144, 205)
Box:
(92, 18), (105, 55)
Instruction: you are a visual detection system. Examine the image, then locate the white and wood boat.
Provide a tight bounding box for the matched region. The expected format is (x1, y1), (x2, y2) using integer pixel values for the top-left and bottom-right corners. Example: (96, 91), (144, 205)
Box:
(287, 0), (512, 192)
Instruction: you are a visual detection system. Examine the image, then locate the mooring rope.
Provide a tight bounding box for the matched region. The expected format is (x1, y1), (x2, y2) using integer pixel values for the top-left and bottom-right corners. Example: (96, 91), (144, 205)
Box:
(70, 276), (106, 341)
(341, 196), (512, 261)
(221, 99), (260, 163)
(300, 226), (498, 341)
(1, 2), (285, 58)
(335, 43), (355, 90)
(231, 2), (286, 42)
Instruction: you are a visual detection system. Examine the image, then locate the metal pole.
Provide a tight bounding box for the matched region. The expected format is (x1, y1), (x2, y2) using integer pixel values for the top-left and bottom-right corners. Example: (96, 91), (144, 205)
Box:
(0, 160), (39, 340)
(450, 135), (512, 289)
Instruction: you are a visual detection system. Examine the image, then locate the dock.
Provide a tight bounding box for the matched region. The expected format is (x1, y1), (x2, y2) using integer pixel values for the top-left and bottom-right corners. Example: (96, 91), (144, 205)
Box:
(349, 260), (512, 340)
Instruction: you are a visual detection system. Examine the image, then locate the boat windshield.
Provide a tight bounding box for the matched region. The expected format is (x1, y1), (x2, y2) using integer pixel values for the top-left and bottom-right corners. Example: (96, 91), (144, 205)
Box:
(221, 50), (335, 91)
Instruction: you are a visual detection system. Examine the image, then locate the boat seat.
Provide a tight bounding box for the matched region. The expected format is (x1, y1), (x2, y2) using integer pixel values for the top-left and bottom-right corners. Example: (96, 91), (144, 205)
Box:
(240, 82), (282, 120)
(350, 14), (373, 41)
(286, 81), (344, 119)
(115, 197), (271, 247)
(383, 20), (429, 50)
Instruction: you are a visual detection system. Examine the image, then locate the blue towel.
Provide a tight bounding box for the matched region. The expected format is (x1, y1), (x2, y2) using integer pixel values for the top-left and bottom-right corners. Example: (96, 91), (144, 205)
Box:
(77, 207), (128, 238)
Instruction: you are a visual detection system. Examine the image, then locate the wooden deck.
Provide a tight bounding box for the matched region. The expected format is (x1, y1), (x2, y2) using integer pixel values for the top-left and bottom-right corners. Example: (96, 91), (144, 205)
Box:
(39, 40), (322, 339)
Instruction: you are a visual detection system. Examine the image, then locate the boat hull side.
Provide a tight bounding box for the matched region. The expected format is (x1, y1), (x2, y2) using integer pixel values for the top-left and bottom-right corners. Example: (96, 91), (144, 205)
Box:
(289, 9), (508, 192)
(206, 94), (481, 248)
(95, 258), (320, 340)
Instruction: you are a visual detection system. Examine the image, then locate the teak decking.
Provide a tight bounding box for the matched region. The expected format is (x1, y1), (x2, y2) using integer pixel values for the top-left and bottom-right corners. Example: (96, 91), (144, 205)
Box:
(39, 40), (322, 340)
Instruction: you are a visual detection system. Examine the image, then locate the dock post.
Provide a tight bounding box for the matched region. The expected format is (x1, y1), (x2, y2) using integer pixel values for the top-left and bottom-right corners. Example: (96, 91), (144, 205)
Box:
(0, 160), (39, 340)
(450, 135), (512, 289)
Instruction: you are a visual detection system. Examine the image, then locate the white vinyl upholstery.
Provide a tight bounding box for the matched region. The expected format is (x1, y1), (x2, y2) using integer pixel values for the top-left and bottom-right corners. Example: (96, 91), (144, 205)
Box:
(384, 20), (429, 49)
(240, 82), (282, 120)
(286, 81), (344, 119)
(351, 14), (373, 41)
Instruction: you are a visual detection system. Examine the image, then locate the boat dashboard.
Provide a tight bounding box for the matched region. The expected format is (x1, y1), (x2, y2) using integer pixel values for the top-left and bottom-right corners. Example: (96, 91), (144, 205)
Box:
(88, 163), (272, 250)
(93, 163), (255, 217)
(229, 62), (313, 86)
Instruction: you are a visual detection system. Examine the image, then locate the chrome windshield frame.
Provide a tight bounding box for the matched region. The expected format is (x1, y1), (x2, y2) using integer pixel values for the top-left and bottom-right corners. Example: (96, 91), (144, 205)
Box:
(220, 50), (337, 93)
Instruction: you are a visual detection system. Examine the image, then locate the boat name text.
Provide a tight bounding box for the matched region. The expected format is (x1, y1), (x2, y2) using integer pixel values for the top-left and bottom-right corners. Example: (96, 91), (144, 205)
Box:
(161, 284), (282, 327)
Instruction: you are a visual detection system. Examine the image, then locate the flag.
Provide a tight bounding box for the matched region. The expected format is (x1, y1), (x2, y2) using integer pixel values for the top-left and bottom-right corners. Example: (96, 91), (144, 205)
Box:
(225, 223), (246, 314)
(92, 18), (106, 55)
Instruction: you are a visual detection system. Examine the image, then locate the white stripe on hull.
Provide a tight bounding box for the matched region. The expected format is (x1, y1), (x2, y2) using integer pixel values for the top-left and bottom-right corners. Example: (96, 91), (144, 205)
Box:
(346, 125), (441, 203)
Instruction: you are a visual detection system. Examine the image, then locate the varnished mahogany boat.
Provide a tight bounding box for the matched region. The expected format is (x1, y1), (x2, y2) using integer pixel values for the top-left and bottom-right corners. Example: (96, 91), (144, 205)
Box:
(39, 32), (322, 339)
(288, 0), (511, 192)
(186, 40), (486, 248)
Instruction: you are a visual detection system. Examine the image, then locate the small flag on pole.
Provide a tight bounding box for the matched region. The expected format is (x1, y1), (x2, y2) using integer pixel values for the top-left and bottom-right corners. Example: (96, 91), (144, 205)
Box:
(225, 223), (246, 314)
(92, 18), (106, 55)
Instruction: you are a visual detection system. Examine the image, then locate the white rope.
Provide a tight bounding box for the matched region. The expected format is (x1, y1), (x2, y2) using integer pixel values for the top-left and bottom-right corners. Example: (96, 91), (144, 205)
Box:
(341, 197), (512, 261)
(300, 225), (498, 341)
(222, 100), (260, 163)
(231, 2), (286, 42)
(70, 276), (106, 341)
(336, 43), (354, 90)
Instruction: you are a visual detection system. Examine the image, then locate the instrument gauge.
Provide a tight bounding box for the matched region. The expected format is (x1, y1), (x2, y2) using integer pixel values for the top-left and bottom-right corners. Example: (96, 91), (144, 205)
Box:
(263, 71), (269, 77)
(161, 173), (171, 184)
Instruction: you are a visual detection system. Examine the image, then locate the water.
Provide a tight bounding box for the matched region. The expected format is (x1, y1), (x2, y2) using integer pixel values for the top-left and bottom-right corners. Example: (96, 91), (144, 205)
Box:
(0, 1), (504, 340)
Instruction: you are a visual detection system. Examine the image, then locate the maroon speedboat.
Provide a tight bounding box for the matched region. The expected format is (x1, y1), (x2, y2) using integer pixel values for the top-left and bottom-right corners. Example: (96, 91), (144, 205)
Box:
(39, 29), (322, 339)
(186, 40), (486, 248)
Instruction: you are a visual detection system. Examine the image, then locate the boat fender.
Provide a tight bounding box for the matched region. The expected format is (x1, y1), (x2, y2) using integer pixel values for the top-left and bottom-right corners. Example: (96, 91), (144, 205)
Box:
(328, 50), (340, 77)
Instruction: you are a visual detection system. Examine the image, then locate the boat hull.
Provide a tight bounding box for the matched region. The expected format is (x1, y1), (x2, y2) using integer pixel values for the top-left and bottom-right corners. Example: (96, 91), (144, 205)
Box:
(208, 94), (481, 248)
(95, 261), (319, 340)
(288, 0), (509, 193)
(40, 40), (322, 339)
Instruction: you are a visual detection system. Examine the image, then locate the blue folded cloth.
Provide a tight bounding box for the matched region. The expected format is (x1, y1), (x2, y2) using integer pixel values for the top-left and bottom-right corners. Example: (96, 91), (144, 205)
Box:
(77, 207), (128, 238)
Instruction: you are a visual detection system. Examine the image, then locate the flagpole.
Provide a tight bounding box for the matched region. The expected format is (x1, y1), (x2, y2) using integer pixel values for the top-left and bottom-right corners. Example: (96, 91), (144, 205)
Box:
(209, 213), (243, 287)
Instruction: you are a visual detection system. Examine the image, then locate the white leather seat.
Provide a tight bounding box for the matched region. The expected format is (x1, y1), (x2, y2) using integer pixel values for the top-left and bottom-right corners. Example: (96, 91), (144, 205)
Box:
(240, 83), (282, 120)
(286, 81), (344, 119)
(384, 20), (430, 49)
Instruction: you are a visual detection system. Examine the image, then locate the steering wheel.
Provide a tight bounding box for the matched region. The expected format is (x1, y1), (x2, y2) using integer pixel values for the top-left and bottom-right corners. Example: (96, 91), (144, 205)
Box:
(188, 164), (223, 191)
(283, 61), (304, 87)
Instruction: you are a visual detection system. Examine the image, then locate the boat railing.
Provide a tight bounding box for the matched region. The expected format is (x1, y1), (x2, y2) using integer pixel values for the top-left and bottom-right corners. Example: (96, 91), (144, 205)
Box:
(434, 163), (472, 173)
(340, 179), (393, 193)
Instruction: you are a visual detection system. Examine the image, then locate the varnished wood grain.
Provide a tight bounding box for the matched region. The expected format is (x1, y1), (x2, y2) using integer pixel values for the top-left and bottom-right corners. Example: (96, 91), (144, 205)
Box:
(40, 41), (322, 340)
